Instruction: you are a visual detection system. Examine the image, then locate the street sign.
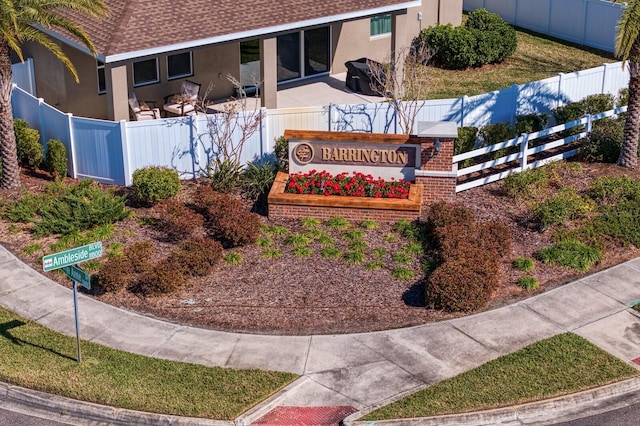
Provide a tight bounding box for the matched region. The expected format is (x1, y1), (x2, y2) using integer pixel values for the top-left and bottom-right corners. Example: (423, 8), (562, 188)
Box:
(43, 242), (102, 272)
(62, 265), (91, 290)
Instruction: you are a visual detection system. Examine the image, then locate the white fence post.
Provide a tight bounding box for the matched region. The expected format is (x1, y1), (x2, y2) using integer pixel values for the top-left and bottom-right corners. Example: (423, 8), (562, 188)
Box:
(585, 114), (593, 134)
(37, 98), (46, 147)
(119, 120), (131, 186)
(67, 113), (77, 179)
(519, 133), (529, 172)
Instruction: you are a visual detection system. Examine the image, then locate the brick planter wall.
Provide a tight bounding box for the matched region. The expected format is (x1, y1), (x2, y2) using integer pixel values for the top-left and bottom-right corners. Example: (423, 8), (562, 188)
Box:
(268, 172), (423, 222)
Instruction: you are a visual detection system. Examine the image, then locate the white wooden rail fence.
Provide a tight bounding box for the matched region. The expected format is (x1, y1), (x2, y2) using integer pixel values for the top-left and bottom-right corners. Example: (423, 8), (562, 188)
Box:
(454, 106), (628, 192)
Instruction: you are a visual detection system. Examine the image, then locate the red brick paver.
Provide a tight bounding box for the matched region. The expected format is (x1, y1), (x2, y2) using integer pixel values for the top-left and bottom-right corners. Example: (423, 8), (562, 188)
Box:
(252, 406), (358, 426)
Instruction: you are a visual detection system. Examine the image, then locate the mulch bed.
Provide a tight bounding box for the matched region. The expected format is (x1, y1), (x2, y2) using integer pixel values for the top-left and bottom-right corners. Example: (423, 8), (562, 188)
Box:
(1, 162), (639, 336)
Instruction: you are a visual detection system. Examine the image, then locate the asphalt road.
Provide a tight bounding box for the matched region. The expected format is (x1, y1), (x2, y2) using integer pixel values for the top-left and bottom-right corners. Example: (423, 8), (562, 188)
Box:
(553, 402), (640, 426)
(0, 407), (72, 425)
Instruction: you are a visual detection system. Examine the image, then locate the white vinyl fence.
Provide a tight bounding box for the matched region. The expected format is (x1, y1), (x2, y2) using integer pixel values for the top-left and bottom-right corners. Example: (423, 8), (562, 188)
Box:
(454, 106), (627, 192)
(463, 0), (623, 53)
(10, 59), (36, 96)
(10, 61), (630, 187)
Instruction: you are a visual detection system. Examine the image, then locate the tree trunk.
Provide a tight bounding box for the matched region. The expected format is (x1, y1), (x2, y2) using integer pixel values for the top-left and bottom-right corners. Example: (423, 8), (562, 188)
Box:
(0, 38), (21, 189)
(618, 55), (640, 169)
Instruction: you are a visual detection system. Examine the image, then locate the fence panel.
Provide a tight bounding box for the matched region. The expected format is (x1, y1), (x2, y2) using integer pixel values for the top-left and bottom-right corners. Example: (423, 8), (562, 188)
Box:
(266, 106), (329, 145)
(11, 59), (36, 96)
(72, 117), (125, 185)
(584, 0), (623, 52)
(126, 116), (198, 180)
(514, 0), (551, 34)
(11, 86), (40, 130)
(558, 67), (609, 104)
(464, 0), (621, 53)
(602, 62), (630, 96)
(331, 103), (397, 133)
(461, 89), (516, 128)
(548, 0), (585, 45)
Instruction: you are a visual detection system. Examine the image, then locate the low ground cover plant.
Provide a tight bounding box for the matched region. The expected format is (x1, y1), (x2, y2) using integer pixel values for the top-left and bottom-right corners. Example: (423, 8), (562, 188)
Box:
(286, 170), (411, 199)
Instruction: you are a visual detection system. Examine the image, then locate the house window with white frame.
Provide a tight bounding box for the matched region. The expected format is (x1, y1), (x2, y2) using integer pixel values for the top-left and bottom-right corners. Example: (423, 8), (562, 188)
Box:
(370, 14), (391, 37)
(167, 52), (193, 80)
(133, 58), (159, 86)
(96, 61), (106, 94)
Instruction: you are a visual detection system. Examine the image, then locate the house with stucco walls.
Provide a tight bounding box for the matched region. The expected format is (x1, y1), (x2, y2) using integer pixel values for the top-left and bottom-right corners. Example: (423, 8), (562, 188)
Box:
(16, 0), (462, 121)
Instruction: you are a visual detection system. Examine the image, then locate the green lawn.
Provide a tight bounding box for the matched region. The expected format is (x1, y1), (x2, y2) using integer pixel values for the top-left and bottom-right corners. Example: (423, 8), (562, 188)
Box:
(363, 333), (637, 420)
(0, 306), (297, 420)
(425, 28), (616, 99)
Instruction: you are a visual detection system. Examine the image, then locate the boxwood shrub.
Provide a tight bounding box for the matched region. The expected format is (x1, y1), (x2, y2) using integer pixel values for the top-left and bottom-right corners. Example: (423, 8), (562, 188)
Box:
(132, 166), (181, 205)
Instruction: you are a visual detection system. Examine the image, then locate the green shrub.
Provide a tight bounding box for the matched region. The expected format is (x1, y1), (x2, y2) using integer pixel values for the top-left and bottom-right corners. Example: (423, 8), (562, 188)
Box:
(392, 219), (427, 242)
(531, 189), (593, 230)
(465, 9), (517, 64)
(590, 200), (640, 247)
(168, 237), (223, 277)
(502, 167), (551, 199)
(208, 158), (243, 193)
(43, 139), (67, 179)
(513, 257), (535, 272)
(589, 176), (640, 204)
(454, 127), (478, 168)
(514, 113), (549, 135)
(343, 250), (366, 265)
(241, 160), (277, 200)
(155, 199), (204, 241)
(132, 166), (181, 205)
(33, 180), (130, 237)
(535, 240), (602, 272)
(326, 216), (351, 230)
(14, 119), (43, 169)
(320, 246), (341, 259)
(293, 246), (313, 257)
(261, 247), (282, 259)
(274, 136), (289, 171)
(300, 217), (321, 229)
(359, 219), (379, 229)
(414, 9), (515, 70)
(517, 276), (539, 291)
(580, 118), (624, 163)
(285, 233), (312, 248)
(2, 192), (48, 223)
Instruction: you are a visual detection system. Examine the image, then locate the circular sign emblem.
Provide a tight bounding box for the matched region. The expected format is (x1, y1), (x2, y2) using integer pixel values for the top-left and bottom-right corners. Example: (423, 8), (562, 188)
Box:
(293, 143), (314, 164)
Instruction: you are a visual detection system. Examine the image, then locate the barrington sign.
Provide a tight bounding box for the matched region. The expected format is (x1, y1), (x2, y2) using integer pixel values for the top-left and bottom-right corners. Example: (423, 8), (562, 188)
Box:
(286, 130), (420, 181)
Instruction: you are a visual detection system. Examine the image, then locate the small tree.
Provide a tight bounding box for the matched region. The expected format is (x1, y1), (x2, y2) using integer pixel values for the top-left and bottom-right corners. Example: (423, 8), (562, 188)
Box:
(199, 76), (265, 190)
(367, 42), (434, 134)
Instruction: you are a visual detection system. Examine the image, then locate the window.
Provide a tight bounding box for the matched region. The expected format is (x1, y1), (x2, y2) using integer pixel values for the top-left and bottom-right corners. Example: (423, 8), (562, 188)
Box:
(97, 61), (106, 94)
(167, 52), (193, 80)
(240, 40), (261, 89)
(370, 14), (391, 37)
(133, 58), (159, 86)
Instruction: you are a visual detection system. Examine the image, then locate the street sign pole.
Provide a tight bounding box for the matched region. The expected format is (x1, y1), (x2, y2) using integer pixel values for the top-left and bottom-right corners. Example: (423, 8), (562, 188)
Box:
(43, 242), (102, 364)
(72, 277), (82, 363)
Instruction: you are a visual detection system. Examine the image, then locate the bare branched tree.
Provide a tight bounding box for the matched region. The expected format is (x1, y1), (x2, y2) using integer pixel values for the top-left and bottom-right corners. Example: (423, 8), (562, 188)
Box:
(198, 75), (265, 175)
(367, 40), (434, 134)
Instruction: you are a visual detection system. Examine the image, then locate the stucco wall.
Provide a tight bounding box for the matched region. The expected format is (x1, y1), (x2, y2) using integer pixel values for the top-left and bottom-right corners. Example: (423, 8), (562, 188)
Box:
(20, 40), (108, 119)
(332, 0), (462, 74)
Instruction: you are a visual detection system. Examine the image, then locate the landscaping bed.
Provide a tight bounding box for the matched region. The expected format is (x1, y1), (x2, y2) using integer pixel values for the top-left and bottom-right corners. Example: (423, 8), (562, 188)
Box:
(1, 161), (640, 336)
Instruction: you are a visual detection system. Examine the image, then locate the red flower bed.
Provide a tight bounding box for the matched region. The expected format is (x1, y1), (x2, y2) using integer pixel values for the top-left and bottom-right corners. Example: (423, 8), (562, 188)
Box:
(285, 170), (411, 199)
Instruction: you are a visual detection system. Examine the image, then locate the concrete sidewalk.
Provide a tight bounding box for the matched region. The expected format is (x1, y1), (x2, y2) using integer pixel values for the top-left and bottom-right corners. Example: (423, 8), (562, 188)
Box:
(1, 244), (640, 425)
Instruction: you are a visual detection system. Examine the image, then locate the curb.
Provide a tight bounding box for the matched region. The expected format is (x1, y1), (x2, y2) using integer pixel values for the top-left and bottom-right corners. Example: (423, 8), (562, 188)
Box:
(343, 376), (640, 425)
(0, 382), (233, 426)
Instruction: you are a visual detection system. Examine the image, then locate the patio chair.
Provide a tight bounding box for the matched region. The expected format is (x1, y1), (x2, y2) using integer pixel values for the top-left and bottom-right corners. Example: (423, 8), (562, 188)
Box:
(128, 92), (160, 121)
(163, 80), (201, 116)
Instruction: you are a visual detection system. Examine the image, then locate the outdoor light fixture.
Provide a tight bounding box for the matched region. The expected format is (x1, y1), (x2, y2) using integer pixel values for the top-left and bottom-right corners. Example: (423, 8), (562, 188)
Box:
(433, 139), (442, 156)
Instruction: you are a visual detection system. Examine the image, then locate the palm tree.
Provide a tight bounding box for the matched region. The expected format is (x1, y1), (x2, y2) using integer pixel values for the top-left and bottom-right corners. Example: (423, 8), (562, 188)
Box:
(0, 0), (107, 189)
(616, 0), (640, 169)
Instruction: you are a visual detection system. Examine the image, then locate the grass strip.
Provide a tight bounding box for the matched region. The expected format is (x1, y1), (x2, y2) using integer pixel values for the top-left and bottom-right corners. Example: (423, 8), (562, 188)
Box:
(0, 306), (297, 420)
(363, 333), (637, 420)
(426, 28), (615, 99)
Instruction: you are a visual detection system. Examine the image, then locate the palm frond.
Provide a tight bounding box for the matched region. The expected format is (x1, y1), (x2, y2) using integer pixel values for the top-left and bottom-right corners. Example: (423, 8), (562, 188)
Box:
(616, 0), (640, 62)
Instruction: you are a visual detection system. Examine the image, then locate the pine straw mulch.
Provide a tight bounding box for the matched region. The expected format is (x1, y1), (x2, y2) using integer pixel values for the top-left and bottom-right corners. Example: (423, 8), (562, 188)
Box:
(1, 162), (640, 336)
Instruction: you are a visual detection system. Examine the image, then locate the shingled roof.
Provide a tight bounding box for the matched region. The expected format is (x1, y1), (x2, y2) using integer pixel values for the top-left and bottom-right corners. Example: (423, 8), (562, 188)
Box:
(55, 0), (421, 62)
